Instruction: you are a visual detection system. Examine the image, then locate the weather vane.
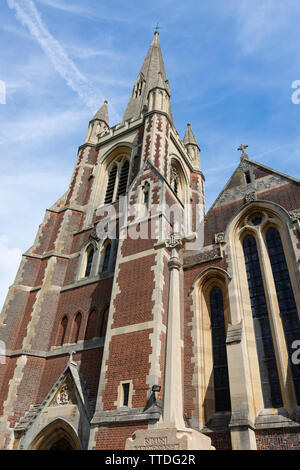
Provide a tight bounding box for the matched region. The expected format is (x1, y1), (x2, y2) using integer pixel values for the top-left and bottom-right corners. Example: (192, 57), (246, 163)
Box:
(154, 22), (161, 35)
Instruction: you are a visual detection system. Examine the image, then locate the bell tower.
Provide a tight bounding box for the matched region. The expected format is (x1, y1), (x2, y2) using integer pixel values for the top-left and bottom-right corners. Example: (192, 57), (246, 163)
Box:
(88, 32), (210, 449)
(0, 32), (208, 450)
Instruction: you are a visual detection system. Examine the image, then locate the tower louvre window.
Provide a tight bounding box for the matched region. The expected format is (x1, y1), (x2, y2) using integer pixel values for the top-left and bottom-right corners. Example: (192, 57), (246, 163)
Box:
(266, 227), (300, 404)
(105, 165), (117, 204)
(210, 287), (231, 412)
(243, 234), (283, 408)
(117, 160), (129, 198)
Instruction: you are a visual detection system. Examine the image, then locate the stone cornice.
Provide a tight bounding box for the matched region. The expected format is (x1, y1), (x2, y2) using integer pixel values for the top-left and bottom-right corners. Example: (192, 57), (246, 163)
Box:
(5, 337), (105, 358)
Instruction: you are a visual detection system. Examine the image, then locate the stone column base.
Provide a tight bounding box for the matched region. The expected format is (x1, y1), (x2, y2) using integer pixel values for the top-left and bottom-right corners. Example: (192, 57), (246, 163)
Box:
(125, 427), (215, 450)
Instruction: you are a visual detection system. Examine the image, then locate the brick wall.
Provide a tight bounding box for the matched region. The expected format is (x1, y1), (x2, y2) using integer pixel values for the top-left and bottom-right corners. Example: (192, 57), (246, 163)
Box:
(256, 428), (300, 450)
(102, 330), (153, 411)
(93, 422), (148, 450)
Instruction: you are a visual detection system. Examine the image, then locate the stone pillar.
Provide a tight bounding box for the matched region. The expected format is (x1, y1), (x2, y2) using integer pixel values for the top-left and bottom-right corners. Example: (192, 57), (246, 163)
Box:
(161, 234), (185, 429)
(126, 233), (214, 450)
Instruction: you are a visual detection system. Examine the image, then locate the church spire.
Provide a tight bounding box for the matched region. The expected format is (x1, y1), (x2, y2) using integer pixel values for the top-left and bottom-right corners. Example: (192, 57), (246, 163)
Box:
(121, 33), (172, 123)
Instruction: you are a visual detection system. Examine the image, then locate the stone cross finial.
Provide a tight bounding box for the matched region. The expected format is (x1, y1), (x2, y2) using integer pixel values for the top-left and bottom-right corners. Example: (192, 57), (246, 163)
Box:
(154, 22), (161, 35)
(237, 144), (249, 160)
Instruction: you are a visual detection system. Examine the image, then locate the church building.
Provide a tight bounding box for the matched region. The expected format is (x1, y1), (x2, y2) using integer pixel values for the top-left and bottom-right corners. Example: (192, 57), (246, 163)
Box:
(0, 32), (300, 450)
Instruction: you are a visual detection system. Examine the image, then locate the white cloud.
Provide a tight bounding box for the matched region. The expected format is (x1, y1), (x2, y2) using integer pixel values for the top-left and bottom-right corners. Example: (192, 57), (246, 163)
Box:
(36, 0), (90, 16)
(7, 0), (105, 112)
(0, 235), (22, 311)
(35, 0), (132, 23)
(0, 108), (87, 146)
(228, 0), (291, 54)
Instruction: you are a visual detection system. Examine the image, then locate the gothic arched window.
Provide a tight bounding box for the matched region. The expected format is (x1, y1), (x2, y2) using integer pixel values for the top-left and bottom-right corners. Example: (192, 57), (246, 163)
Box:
(85, 310), (97, 340)
(243, 234), (283, 408)
(141, 181), (150, 218)
(100, 307), (109, 337)
(84, 245), (94, 278)
(104, 157), (130, 204)
(58, 316), (68, 346)
(72, 313), (82, 343)
(266, 227), (300, 404)
(210, 287), (231, 412)
(102, 242), (111, 273)
(170, 165), (179, 195)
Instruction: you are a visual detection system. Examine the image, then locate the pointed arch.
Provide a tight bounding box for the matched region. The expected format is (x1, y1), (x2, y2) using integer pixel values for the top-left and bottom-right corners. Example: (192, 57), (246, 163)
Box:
(209, 286), (231, 412)
(193, 268), (232, 426)
(169, 157), (188, 203)
(84, 244), (95, 278)
(85, 309), (98, 341)
(226, 200), (300, 415)
(100, 307), (109, 337)
(99, 145), (132, 205)
(57, 316), (68, 346)
(71, 312), (82, 344)
(29, 418), (81, 450)
(101, 240), (112, 273)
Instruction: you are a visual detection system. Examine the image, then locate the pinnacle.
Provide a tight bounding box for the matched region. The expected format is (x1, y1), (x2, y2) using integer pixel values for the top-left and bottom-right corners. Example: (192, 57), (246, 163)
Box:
(183, 123), (199, 147)
(91, 101), (109, 126)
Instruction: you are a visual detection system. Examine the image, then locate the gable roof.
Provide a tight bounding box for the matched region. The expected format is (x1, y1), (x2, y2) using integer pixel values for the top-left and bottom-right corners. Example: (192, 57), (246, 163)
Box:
(206, 157), (300, 215)
(14, 358), (92, 434)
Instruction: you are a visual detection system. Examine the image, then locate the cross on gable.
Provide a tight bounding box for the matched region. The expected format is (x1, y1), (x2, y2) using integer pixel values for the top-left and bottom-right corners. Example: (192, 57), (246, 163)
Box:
(237, 144), (249, 160)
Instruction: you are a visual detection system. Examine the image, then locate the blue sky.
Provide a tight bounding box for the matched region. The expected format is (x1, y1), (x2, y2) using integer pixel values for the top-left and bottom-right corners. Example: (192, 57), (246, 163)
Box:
(1, 0), (300, 308)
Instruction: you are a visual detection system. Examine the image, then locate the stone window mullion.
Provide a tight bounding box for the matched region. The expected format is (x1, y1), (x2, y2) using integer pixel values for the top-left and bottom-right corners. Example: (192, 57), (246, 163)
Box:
(113, 162), (121, 202)
(256, 230), (293, 411)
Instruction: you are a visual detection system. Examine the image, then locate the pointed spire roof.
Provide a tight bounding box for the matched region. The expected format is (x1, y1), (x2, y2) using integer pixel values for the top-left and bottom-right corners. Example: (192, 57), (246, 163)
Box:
(122, 33), (171, 123)
(183, 123), (199, 147)
(91, 100), (109, 126)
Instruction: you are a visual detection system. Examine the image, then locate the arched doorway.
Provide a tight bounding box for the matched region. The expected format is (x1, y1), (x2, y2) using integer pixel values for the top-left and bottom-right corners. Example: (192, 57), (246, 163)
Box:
(30, 419), (81, 450)
(49, 438), (74, 450)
